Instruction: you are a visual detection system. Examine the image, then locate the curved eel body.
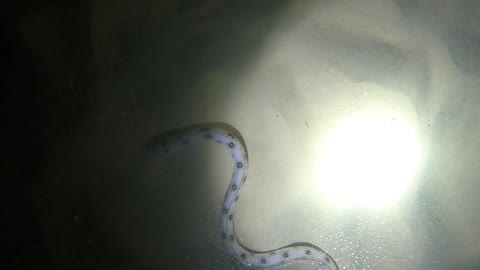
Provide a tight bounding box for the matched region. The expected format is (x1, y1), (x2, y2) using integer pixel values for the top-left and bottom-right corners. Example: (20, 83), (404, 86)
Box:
(147, 123), (338, 269)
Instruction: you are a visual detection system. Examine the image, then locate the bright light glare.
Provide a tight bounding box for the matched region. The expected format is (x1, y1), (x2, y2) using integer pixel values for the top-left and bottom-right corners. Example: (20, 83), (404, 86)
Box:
(314, 111), (423, 209)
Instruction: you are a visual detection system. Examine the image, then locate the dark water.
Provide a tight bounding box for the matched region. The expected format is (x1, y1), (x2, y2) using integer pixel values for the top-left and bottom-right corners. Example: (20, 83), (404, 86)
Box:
(3, 1), (290, 270)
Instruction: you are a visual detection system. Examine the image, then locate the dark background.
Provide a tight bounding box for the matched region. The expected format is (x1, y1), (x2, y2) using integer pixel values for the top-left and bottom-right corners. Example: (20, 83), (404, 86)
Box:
(2, 1), (288, 269)
(3, 1), (94, 269)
